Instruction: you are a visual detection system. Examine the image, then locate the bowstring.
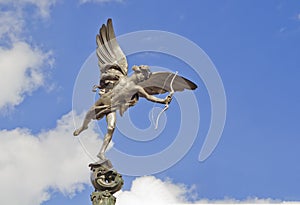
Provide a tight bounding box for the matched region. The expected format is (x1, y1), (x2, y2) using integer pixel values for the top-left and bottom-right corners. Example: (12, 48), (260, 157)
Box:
(151, 71), (178, 129)
(151, 73), (173, 127)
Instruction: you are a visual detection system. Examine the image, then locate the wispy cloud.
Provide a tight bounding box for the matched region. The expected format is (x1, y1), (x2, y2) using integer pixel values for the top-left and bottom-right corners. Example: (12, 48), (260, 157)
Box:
(79, 0), (123, 4)
(278, 13), (300, 35)
(0, 10), (23, 42)
(0, 0), (58, 18)
(0, 112), (101, 205)
(279, 27), (287, 33)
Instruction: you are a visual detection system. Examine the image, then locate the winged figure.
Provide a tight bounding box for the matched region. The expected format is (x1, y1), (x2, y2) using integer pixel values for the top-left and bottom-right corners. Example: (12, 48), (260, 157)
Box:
(73, 19), (197, 161)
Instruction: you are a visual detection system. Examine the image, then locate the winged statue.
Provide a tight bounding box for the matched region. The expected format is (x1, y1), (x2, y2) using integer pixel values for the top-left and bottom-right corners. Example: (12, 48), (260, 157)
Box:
(73, 19), (197, 162)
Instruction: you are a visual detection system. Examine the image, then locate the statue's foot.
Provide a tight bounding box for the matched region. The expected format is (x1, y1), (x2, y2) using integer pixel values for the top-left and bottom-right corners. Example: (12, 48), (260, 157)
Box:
(89, 157), (113, 170)
(73, 128), (81, 136)
(73, 126), (88, 136)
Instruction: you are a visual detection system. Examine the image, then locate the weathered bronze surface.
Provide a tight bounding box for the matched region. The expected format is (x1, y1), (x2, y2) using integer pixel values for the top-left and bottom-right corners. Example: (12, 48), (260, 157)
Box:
(89, 160), (123, 194)
(89, 160), (123, 205)
(73, 19), (197, 162)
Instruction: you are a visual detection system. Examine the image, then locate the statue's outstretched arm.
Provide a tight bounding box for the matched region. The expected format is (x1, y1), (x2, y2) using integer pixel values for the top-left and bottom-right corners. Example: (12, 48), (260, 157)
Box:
(137, 86), (171, 104)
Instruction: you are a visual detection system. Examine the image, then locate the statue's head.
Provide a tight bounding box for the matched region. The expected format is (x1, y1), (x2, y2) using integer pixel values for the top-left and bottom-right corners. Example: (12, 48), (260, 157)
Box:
(132, 65), (152, 82)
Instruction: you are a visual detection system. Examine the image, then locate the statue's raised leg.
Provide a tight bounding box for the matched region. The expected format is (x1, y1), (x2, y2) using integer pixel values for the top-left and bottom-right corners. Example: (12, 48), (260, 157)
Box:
(73, 101), (112, 136)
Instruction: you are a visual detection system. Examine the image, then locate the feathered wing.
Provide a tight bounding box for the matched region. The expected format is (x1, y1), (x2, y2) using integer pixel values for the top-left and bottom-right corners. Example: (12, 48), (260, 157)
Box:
(96, 19), (128, 87)
(138, 72), (197, 96)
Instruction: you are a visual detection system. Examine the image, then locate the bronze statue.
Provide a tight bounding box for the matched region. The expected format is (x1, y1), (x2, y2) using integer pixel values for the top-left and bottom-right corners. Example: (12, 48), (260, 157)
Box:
(73, 19), (197, 162)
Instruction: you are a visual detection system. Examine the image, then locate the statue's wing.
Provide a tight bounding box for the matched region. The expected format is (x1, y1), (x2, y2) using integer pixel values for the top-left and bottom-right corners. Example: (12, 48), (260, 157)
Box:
(138, 72), (197, 96)
(96, 19), (128, 79)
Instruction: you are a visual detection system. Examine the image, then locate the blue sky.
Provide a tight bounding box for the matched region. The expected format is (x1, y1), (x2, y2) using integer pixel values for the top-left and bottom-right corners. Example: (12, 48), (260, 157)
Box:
(0, 0), (300, 205)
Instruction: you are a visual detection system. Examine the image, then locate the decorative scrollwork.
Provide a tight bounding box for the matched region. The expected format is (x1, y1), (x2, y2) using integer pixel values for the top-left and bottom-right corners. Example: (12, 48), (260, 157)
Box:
(90, 160), (124, 194)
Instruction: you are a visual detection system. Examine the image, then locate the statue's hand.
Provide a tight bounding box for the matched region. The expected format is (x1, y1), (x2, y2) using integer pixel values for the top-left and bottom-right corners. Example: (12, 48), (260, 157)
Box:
(165, 95), (172, 104)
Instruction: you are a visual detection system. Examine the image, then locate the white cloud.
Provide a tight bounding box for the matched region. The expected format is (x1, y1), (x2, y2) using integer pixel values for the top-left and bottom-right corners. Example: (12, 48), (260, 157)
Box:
(116, 176), (299, 205)
(0, 111), (101, 205)
(0, 42), (52, 110)
(116, 176), (196, 205)
(0, 110), (298, 205)
(0, 1), (55, 111)
(195, 197), (281, 204)
(79, 0), (123, 4)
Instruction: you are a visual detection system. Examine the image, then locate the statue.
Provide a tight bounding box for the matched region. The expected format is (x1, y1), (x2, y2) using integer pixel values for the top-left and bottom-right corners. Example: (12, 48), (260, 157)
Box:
(73, 18), (197, 162)
(73, 18), (197, 205)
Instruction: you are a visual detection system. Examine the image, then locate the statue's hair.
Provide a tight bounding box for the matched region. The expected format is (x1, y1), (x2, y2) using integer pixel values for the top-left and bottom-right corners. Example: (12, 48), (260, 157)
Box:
(132, 65), (151, 80)
(132, 65), (150, 72)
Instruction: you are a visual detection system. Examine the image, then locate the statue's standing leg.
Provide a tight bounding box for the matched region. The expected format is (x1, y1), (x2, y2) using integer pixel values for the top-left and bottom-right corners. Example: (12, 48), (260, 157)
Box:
(97, 111), (116, 160)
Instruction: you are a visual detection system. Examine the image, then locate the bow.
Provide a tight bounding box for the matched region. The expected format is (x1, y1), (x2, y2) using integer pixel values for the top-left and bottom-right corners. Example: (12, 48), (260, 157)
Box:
(154, 71), (178, 129)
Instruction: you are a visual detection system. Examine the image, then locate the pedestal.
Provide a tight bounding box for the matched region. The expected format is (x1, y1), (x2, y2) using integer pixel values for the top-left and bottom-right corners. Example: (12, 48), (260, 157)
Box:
(89, 160), (123, 205)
